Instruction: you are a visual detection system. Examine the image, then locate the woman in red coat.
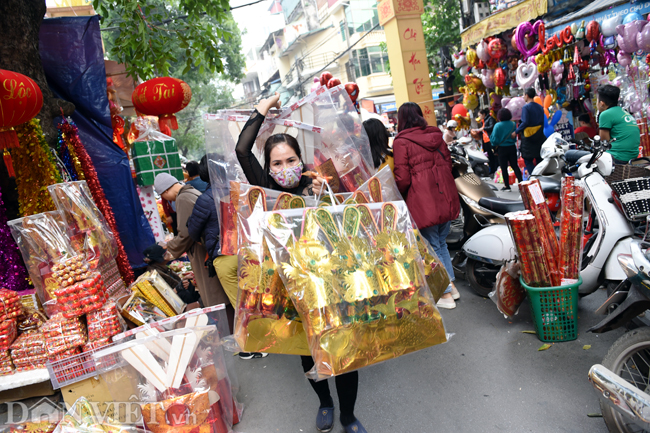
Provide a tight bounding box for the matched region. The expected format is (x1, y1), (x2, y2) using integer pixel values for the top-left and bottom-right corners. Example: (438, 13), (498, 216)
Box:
(394, 103), (460, 309)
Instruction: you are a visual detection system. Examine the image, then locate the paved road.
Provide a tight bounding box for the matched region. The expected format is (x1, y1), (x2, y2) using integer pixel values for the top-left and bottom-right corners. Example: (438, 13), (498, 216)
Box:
(232, 278), (625, 433)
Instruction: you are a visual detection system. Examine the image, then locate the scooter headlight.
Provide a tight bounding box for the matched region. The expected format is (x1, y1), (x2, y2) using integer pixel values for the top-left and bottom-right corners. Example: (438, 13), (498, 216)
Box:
(618, 254), (638, 279)
(540, 146), (556, 160)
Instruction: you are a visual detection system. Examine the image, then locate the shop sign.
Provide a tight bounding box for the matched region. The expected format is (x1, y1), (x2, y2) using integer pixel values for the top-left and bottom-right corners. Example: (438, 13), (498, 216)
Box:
(555, 108), (575, 141)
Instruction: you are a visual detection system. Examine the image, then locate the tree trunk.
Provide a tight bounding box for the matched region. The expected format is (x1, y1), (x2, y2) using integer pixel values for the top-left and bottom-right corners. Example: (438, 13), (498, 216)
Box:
(0, 0), (75, 146)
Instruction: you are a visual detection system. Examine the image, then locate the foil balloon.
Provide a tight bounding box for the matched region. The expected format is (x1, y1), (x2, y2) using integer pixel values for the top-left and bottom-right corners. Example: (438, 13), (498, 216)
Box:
(453, 51), (467, 68)
(344, 82), (359, 103)
(327, 77), (341, 89)
(623, 12), (645, 24)
(616, 21), (646, 53)
(516, 20), (543, 58)
(488, 38), (507, 59)
(320, 71), (333, 86)
(535, 53), (551, 73)
(571, 23), (578, 36)
(310, 77), (320, 92)
(586, 20), (600, 42)
(494, 68), (506, 87)
(637, 23), (650, 52)
(505, 97), (525, 121)
(516, 60), (539, 88)
(466, 48), (479, 67)
(544, 110), (562, 137)
(489, 92), (502, 112)
(577, 20), (586, 39)
(626, 93), (643, 113)
(459, 65), (470, 76)
(618, 51), (633, 67)
(451, 103), (468, 119)
(465, 74), (486, 93)
(477, 39), (491, 62)
(481, 69), (495, 88)
(602, 15), (623, 37)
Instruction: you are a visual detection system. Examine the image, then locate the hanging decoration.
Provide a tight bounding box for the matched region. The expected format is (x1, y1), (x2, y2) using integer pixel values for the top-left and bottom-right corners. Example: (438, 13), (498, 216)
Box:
(59, 117), (135, 286)
(56, 123), (82, 181)
(131, 77), (192, 136)
(0, 70), (44, 177)
(13, 119), (61, 216)
(0, 186), (31, 291)
(107, 78), (126, 152)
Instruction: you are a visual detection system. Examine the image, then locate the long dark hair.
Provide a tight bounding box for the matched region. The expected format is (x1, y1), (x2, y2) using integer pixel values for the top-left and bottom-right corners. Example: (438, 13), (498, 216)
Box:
(397, 102), (428, 132)
(363, 118), (392, 169)
(198, 155), (209, 183)
(263, 133), (303, 174)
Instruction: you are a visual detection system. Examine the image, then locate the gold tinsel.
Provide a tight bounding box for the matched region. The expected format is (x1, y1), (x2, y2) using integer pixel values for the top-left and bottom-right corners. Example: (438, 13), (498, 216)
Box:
(13, 119), (63, 216)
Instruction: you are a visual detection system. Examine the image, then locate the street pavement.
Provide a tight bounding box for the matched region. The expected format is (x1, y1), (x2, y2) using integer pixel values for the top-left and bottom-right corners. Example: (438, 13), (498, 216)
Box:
(232, 181), (626, 433)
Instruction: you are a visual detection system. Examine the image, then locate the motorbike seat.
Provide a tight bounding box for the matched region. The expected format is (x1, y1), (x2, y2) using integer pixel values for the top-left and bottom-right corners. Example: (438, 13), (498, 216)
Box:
(565, 149), (590, 165)
(478, 197), (526, 215)
(536, 176), (561, 194)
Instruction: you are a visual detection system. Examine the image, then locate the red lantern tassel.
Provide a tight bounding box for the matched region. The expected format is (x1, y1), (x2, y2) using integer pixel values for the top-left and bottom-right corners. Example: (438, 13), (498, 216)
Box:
(0, 128), (19, 149)
(158, 114), (178, 137)
(2, 149), (14, 178)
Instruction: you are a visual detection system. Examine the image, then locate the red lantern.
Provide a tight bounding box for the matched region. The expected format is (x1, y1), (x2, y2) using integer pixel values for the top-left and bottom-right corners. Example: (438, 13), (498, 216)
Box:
(131, 77), (192, 136)
(344, 82), (359, 103)
(320, 72), (333, 86)
(0, 70), (43, 177)
(327, 77), (341, 89)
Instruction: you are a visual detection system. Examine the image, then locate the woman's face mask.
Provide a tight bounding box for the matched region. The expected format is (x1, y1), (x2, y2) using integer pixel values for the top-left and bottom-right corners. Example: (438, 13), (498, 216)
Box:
(269, 143), (302, 188)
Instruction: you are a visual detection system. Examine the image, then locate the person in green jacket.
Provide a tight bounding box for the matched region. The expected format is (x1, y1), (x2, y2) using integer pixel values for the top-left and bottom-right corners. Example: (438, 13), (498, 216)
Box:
(597, 84), (640, 163)
(490, 108), (522, 191)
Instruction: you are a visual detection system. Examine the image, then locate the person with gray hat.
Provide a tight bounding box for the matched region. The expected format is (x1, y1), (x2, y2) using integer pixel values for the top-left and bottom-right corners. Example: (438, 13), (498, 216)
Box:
(153, 173), (229, 309)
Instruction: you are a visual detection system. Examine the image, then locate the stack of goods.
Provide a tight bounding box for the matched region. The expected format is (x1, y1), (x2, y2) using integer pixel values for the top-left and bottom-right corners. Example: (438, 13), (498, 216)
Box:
(263, 201), (448, 380)
(558, 177), (585, 281)
(0, 321), (17, 351)
(52, 257), (108, 319)
(0, 289), (23, 321)
(506, 178), (584, 287)
(121, 271), (185, 326)
(95, 325), (235, 433)
(0, 289), (23, 376)
(10, 332), (47, 371)
(41, 314), (87, 360)
(85, 302), (122, 352)
(0, 350), (13, 375)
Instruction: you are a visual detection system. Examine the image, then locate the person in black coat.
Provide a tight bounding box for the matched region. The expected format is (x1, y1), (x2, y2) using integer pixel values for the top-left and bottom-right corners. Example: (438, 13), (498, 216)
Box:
(186, 156), (237, 328)
(142, 244), (200, 305)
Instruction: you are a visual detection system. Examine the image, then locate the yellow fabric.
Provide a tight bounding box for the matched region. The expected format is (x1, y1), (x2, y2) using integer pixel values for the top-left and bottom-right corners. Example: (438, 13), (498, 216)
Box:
(524, 125), (542, 138)
(378, 154), (394, 172)
(213, 255), (239, 306)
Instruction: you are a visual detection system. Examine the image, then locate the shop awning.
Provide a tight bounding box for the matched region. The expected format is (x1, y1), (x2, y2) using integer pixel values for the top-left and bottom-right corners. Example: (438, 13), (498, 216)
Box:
(545, 0), (650, 38)
(460, 0), (548, 48)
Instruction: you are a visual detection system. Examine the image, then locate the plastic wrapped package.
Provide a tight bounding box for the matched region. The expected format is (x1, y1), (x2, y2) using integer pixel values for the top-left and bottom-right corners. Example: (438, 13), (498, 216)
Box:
(17, 307), (47, 333)
(234, 184), (316, 356)
(489, 261), (526, 318)
(52, 271), (108, 319)
(130, 117), (184, 187)
(94, 326), (235, 433)
(111, 305), (241, 422)
(53, 397), (136, 433)
(0, 350), (14, 376)
(0, 289), (23, 321)
(87, 302), (124, 342)
(134, 270), (186, 315)
(350, 166), (402, 204)
(10, 421), (60, 433)
(41, 314), (87, 357)
(10, 331), (47, 370)
(48, 181), (119, 265)
(0, 320), (17, 351)
(7, 211), (77, 310)
(559, 177), (585, 281)
(505, 211), (552, 287)
(263, 201), (448, 380)
(48, 346), (82, 362)
(519, 179), (561, 286)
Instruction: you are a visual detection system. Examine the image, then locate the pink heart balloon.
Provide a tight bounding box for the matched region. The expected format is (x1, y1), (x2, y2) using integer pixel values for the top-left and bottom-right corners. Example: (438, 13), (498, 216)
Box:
(516, 20), (543, 59)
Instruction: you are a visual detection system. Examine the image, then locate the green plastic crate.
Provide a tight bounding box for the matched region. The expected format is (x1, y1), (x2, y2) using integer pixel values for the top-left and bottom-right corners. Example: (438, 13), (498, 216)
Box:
(520, 276), (581, 343)
(131, 139), (184, 186)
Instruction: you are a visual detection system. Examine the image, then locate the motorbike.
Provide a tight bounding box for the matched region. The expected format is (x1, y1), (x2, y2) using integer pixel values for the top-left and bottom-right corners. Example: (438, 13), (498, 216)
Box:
(459, 136), (637, 298)
(588, 238), (650, 433)
(447, 142), (562, 250)
(530, 133), (571, 181)
(458, 136), (491, 178)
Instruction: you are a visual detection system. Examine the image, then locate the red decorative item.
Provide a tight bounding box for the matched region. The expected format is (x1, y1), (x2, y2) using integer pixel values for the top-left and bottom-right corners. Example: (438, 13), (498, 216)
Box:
(327, 77), (341, 89)
(586, 21), (600, 43)
(451, 104), (468, 118)
(320, 71), (333, 86)
(132, 77), (192, 136)
(344, 83), (359, 103)
(0, 70), (43, 177)
(494, 68), (506, 87)
(59, 119), (135, 286)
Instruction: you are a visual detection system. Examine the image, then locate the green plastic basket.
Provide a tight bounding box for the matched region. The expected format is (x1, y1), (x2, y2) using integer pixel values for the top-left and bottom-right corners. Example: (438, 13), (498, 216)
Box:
(520, 276), (581, 343)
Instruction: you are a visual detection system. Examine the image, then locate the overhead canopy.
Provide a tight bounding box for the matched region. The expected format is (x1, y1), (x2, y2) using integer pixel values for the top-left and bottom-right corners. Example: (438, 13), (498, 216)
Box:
(460, 0), (547, 48)
(546, 0), (650, 38)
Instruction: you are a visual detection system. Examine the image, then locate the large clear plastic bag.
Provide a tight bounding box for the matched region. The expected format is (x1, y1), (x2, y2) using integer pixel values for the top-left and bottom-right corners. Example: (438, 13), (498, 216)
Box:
(94, 325), (234, 433)
(204, 85), (375, 255)
(110, 305), (241, 423)
(8, 211), (78, 309)
(48, 181), (119, 266)
(262, 201), (448, 380)
(234, 183), (315, 356)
